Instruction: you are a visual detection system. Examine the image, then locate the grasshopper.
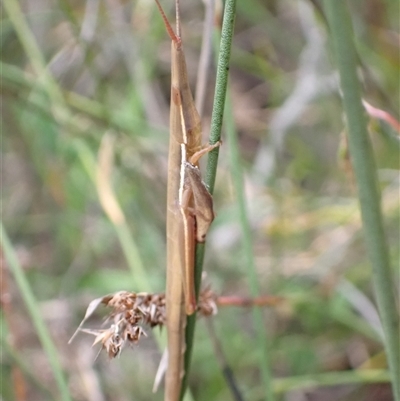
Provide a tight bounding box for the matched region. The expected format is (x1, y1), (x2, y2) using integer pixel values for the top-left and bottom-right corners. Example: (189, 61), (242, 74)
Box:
(154, 0), (219, 399)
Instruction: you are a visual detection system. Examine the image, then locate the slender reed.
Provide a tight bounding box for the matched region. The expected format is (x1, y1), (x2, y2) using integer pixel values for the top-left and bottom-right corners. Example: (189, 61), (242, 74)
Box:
(181, 0), (237, 399)
(224, 90), (274, 401)
(3, 0), (69, 124)
(323, 1), (399, 400)
(272, 369), (391, 394)
(1, 224), (72, 401)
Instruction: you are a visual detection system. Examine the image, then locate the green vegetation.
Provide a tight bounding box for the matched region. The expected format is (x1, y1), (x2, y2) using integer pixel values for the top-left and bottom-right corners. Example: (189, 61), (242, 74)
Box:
(2, 1), (398, 401)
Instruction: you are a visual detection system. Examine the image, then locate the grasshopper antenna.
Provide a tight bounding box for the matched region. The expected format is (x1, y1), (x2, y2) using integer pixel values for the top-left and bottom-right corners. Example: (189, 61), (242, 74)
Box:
(154, 0), (181, 46)
(175, 0), (181, 38)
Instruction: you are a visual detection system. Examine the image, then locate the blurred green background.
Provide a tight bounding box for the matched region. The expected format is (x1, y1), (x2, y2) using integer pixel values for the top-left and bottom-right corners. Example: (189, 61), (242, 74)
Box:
(1, 0), (399, 400)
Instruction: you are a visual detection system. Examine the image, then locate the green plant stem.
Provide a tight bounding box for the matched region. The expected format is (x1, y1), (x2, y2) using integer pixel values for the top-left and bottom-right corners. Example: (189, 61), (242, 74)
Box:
(1, 62), (156, 137)
(205, 0), (237, 194)
(72, 139), (151, 292)
(1, 331), (56, 400)
(0, 223), (72, 401)
(180, 0), (237, 399)
(323, 2), (399, 400)
(224, 89), (275, 401)
(271, 370), (391, 395)
(3, 0), (69, 124)
(249, 369), (391, 398)
(114, 223), (151, 291)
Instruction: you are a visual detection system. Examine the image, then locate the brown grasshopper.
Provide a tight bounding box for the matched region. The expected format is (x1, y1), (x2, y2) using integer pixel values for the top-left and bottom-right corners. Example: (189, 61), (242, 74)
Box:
(154, 0), (219, 399)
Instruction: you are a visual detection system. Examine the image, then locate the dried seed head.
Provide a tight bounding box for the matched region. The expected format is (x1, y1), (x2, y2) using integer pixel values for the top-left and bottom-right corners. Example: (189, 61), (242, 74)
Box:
(72, 288), (218, 358)
(198, 286), (218, 317)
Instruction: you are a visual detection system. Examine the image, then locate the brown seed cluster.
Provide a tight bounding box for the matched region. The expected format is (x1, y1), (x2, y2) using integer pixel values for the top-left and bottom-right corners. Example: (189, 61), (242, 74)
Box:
(71, 289), (217, 358)
(198, 286), (218, 317)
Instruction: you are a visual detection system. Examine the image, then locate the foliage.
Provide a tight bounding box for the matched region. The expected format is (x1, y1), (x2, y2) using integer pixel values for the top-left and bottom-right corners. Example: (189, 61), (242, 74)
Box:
(1, 0), (398, 400)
